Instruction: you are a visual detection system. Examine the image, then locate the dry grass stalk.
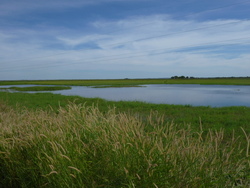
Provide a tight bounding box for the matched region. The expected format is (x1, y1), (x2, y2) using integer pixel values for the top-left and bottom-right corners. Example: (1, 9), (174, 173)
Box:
(0, 102), (249, 187)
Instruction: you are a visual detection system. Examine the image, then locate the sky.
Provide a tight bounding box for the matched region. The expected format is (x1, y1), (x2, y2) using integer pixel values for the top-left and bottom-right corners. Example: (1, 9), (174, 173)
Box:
(0, 0), (250, 80)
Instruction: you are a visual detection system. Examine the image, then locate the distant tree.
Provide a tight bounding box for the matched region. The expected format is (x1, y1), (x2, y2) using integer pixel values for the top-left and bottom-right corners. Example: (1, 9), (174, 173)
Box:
(171, 76), (194, 79)
(171, 76), (178, 79)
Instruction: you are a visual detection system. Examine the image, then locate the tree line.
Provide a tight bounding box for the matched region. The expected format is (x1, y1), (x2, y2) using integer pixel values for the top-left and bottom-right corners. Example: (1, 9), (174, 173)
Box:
(171, 76), (195, 79)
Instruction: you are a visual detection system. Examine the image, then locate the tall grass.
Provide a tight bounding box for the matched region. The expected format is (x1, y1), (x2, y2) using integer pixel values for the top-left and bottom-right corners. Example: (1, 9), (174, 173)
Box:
(0, 102), (249, 187)
(1, 92), (250, 135)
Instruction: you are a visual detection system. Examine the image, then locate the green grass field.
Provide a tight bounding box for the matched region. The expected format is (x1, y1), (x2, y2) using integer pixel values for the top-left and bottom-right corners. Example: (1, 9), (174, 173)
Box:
(0, 95), (249, 187)
(1, 91), (250, 137)
(0, 78), (250, 187)
(0, 86), (71, 91)
(1, 77), (250, 87)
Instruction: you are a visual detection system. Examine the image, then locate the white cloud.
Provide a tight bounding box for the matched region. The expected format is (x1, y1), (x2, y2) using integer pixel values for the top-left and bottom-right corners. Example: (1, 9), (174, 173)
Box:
(56, 34), (109, 47)
(0, 14), (250, 79)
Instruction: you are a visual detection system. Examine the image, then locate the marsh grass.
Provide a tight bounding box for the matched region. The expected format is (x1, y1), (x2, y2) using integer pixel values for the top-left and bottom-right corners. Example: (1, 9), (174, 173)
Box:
(7, 86), (72, 91)
(0, 102), (249, 187)
(0, 77), (250, 87)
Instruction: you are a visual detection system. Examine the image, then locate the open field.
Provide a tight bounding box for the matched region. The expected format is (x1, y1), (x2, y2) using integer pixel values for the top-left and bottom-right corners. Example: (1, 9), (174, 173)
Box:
(1, 81), (250, 187)
(0, 100), (249, 187)
(0, 77), (250, 87)
(1, 91), (250, 135)
(1, 86), (71, 91)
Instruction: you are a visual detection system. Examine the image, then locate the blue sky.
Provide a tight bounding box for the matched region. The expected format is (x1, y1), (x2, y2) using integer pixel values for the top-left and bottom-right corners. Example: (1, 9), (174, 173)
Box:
(0, 0), (250, 80)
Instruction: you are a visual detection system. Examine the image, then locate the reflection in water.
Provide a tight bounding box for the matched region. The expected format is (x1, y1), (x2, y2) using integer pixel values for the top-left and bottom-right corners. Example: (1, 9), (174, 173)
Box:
(1, 84), (250, 107)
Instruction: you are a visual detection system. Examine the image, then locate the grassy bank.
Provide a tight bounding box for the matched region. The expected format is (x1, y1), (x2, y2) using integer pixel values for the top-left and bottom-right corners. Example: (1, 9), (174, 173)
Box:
(0, 79), (166, 87)
(1, 91), (250, 137)
(1, 91), (250, 187)
(0, 102), (249, 187)
(0, 86), (71, 91)
(0, 77), (250, 87)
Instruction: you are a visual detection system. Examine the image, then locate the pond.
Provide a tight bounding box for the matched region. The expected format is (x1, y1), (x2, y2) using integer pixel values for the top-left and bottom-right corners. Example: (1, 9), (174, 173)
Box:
(1, 84), (249, 107)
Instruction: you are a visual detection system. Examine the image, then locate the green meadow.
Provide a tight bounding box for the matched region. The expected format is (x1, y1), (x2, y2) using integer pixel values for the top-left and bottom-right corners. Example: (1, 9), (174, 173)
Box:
(1, 86), (71, 92)
(0, 78), (250, 187)
(1, 77), (250, 87)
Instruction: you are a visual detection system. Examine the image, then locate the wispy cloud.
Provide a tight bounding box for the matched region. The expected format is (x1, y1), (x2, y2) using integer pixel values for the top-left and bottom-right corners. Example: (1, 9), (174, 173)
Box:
(0, 1), (250, 80)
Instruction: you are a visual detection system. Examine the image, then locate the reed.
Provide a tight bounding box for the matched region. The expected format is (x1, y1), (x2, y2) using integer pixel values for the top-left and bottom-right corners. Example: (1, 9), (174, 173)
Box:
(0, 102), (249, 187)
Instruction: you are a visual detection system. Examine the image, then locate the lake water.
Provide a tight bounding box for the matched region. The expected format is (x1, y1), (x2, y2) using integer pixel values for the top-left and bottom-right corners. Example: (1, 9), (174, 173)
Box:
(1, 84), (249, 107)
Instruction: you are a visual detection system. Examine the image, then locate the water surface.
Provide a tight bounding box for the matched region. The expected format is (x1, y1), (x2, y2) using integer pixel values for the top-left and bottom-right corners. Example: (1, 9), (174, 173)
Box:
(1, 84), (250, 107)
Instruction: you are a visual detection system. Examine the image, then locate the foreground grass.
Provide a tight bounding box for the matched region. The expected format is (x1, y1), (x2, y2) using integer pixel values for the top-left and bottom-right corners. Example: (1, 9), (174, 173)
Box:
(0, 77), (250, 87)
(0, 102), (249, 187)
(0, 86), (71, 91)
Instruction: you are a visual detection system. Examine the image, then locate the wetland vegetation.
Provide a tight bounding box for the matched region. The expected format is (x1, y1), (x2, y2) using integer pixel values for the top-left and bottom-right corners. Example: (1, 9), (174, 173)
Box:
(0, 86), (71, 91)
(0, 78), (250, 187)
(0, 77), (250, 87)
(0, 97), (250, 187)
